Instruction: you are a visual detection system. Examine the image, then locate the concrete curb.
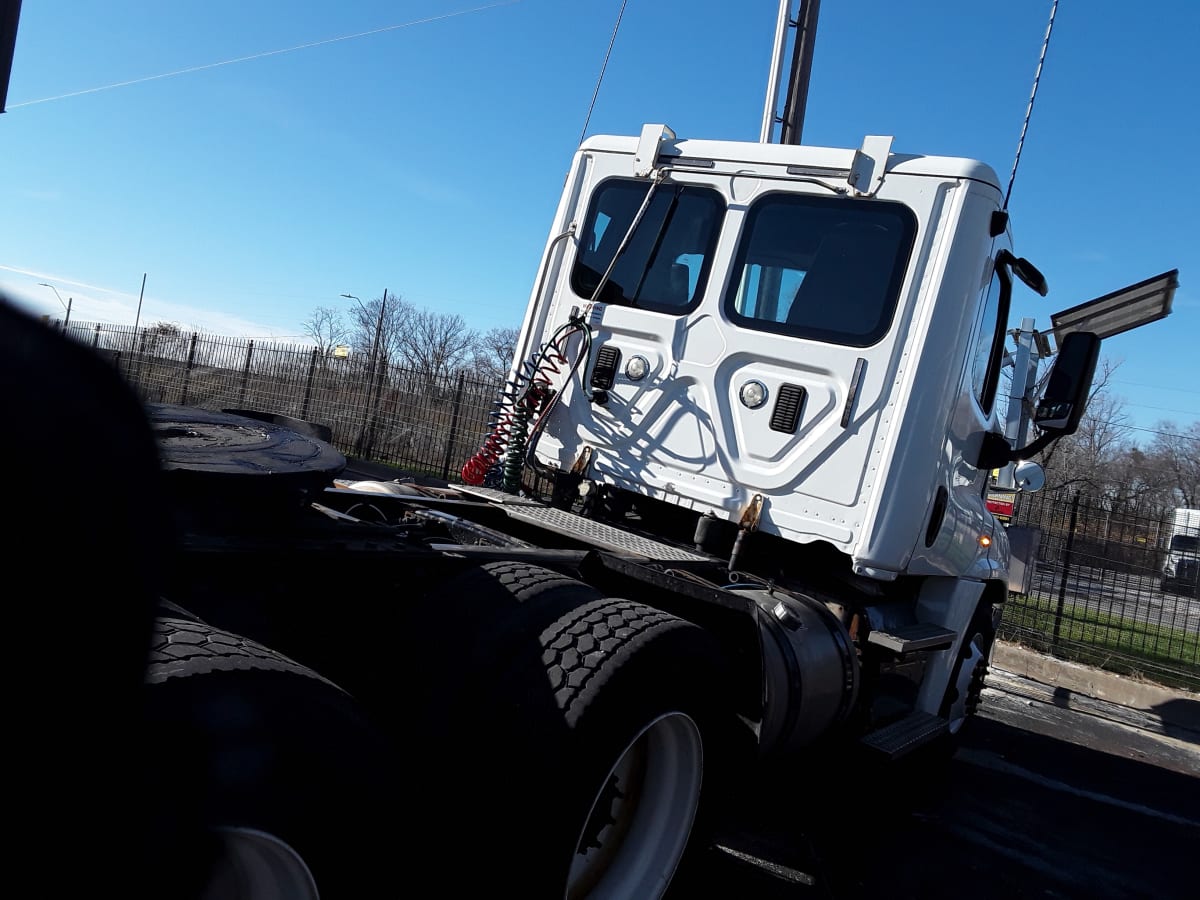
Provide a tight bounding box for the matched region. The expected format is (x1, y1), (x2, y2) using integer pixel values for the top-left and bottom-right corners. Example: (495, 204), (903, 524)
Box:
(991, 640), (1200, 739)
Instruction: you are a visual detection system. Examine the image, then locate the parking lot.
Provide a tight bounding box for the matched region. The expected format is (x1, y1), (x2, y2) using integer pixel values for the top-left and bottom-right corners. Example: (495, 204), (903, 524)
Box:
(1031, 564), (1200, 634)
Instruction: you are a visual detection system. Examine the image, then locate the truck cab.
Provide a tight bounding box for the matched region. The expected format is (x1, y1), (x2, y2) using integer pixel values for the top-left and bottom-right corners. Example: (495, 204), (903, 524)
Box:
(1162, 508), (1200, 595)
(515, 126), (1035, 588)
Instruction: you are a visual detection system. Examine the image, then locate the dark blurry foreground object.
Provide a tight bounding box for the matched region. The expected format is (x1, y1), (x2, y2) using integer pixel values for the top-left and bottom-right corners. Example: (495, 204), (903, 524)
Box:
(0, 297), (169, 892)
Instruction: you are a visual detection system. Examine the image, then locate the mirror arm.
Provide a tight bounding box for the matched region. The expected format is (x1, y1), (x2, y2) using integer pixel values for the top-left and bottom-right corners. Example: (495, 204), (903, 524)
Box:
(1010, 430), (1057, 462)
(975, 432), (1015, 470)
(975, 429), (1058, 470)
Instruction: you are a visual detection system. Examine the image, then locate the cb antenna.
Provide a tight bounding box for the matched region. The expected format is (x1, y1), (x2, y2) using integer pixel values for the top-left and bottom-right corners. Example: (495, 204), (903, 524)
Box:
(1005, 0), (1060, 210)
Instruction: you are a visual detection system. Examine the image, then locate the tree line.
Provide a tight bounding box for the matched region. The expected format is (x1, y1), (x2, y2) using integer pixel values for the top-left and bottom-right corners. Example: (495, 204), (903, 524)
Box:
(302, 293), (518, 384)
(1035, 357), (1199, 513)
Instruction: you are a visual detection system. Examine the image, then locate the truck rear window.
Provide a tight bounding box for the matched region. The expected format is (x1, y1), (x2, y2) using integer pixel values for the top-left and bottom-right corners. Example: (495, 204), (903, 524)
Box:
(724, 193), (916, 347)
(571, 178), (724, 313)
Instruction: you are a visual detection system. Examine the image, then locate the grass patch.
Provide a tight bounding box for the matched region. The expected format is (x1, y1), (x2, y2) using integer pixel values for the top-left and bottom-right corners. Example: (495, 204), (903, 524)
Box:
(1001, 593), (1200, 692)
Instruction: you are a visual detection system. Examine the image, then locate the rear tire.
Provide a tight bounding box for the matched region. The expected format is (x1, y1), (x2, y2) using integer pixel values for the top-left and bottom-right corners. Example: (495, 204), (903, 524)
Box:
(477, 598), (732, 898)
(143, 618), (397, 899)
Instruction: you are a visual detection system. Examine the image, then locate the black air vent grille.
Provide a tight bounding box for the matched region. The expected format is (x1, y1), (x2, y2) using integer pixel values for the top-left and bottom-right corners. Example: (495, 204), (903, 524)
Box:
(769, 384), (806, 433)
(590, 345), (621, 390)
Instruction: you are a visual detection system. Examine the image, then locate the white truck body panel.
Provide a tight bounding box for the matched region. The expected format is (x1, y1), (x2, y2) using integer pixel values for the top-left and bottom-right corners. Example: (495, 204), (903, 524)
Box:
(520, 133), (1008, 583)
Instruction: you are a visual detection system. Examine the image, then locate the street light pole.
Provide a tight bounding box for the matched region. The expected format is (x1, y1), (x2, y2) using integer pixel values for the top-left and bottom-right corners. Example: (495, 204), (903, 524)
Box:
(341, 289), (389, 458)
(38, 282), (72, 331)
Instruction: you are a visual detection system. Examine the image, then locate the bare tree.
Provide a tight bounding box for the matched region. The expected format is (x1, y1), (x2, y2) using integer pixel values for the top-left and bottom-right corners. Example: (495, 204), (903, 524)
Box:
(398, 309), (477, 377)
(1145, 420), (1200, 508)
(345, 293), (413, 367)
(142, 321), (189, 360)
(470, 326), (520, 382)
(302, 306), (349, 358)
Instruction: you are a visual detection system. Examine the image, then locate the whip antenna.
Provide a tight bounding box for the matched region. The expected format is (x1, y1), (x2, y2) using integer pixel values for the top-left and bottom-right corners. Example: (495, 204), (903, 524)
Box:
(1005, 0), (1059, 210)
(578, 0), (630, 146)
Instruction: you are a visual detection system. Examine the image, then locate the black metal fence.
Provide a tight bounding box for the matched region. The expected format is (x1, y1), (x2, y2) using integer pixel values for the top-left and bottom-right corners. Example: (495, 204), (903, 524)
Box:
(66, 319), (503, 482)
(1002, 489), (1199, 690)
(59, 318), (1199, 689)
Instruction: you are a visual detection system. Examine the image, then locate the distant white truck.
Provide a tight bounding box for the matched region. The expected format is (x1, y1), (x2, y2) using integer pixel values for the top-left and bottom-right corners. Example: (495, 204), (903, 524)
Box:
(1162, 508), (1200, 595)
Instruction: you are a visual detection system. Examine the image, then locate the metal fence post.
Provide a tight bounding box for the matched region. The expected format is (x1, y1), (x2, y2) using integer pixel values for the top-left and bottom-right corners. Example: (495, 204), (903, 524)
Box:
(238, 341), (255, 406)
(1052, 492), (1082, 652)
(180, 332), (199, 405)
(300, 347), (320, 420)
(441, 371), (467, 480)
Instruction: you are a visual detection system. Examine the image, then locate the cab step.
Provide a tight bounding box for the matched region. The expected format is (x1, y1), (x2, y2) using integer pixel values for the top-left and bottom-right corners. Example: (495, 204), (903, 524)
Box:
(860, 711), (949, 759)
(866, 622), (956, 654)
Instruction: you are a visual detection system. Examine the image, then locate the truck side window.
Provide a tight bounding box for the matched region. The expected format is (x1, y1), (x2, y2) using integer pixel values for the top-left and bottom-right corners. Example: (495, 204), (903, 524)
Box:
(571, 179), (724, 313)
(971, 263), (1008, 415)
(723, 193), (916, 348)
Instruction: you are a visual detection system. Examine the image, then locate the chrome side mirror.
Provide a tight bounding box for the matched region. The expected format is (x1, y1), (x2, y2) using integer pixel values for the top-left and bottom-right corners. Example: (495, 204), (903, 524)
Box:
(1013, 460), (1045, 493)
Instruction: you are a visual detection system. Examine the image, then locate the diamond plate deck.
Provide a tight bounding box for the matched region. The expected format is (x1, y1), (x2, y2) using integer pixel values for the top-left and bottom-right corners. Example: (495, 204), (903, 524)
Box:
(457, 485), (709, 562)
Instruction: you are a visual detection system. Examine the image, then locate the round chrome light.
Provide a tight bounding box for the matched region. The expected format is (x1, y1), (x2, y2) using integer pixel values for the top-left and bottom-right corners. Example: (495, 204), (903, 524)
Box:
(625, 355), (650, 381)
(739, 380), (768, 409)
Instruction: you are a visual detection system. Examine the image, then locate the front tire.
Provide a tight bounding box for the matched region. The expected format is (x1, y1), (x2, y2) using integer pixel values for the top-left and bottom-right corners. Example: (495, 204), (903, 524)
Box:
(940, 601), (998, 738)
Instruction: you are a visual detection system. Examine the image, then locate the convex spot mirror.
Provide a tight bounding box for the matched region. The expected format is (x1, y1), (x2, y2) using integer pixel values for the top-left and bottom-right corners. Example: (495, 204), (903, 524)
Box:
(1013, 460), (1046, 493)
(1034, 331), (1100, 436)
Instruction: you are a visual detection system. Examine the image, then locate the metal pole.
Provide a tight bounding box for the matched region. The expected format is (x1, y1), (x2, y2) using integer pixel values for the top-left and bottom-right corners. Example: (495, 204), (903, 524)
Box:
(180, 332), (199, 405)
(133, 272), (146, 333)
(355, 289), (388, 459)
(1052, 491), (1081, 652)
(64, 297), (71, 332)
(441, 370), (467, 480)
(238, 341), (255, 406)
(779, 0), (821, 145)
(999, 317), (1039, 490)
(760, 0), (793, 142)
(301, 347), (319, 420)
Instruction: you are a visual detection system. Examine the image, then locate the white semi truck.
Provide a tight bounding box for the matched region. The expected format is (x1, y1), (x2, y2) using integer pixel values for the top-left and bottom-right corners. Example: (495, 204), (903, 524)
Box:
(112, 125), (1096, 898)
(0, 5), (1121, 899)
(1162, 507), (1200, 595)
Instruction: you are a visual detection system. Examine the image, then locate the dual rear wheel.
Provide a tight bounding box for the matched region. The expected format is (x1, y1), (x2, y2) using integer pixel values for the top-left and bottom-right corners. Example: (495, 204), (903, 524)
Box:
(147, 563), (731, 899)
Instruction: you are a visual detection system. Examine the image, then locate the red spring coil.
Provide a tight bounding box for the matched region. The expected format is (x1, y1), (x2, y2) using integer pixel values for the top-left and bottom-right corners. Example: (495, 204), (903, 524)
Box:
(459, 336), (572, 485)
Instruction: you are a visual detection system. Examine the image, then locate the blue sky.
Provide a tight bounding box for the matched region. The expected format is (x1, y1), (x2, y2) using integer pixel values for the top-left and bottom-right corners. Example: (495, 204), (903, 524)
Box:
(2, 1), (1196, 440)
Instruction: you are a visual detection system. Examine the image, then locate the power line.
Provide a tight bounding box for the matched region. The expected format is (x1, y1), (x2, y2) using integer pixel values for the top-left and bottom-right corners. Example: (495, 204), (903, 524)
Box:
(1126, 407), (1200, 418)
(1112, 379), (1200, 396)
(1123, 424), (1200, 442)
(9, 2), (521, 109)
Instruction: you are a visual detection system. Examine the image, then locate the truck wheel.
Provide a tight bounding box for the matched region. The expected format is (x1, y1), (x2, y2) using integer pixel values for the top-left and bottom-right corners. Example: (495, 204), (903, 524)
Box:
(404, 561), (606, 727)
(941, 604), (996, 736)
(143, 617), (397, 900)
(482, 598), (731, 898)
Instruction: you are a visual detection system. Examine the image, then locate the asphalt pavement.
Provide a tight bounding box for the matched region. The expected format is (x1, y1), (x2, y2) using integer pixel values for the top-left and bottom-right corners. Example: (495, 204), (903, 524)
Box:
(672, 643), (1199, 899)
